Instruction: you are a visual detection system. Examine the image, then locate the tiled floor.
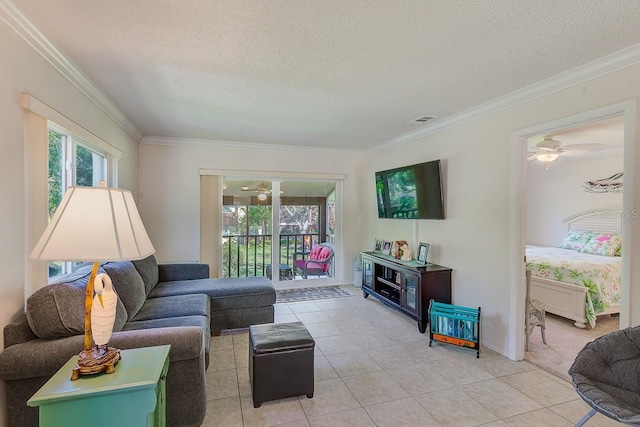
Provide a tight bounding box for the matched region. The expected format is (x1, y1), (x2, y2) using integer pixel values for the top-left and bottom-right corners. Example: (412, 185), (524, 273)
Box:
(201, 287), (617, 426)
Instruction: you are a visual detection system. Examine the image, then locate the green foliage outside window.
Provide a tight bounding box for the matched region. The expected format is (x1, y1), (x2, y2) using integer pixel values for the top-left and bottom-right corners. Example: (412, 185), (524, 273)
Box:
(75, 144), (95, 187)
(48, 131), (63, 219)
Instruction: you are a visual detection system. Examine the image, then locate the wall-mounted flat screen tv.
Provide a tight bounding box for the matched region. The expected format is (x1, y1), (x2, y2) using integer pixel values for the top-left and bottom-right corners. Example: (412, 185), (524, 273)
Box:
(375, 159), (444, 219)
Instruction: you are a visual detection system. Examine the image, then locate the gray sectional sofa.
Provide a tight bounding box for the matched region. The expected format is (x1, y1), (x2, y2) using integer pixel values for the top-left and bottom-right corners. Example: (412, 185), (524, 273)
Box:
(0, 255), (276, 427)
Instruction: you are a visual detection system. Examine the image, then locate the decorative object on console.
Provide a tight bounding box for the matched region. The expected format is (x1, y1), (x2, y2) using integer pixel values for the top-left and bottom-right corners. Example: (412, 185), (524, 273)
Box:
(417, 242), (430, 265)
(400, 244), (412, 261)
(374, 239), (383, 252)
(29, 183), (155, 380)
(393, 240), (408, 259)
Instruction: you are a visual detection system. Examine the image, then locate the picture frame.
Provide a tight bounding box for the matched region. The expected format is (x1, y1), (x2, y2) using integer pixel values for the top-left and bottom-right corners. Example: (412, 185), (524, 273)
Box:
(381, 240), (392, 256)
(417, 242), (430, 264)
(374, 239), (383, 252)
(394, 240), (408, 259)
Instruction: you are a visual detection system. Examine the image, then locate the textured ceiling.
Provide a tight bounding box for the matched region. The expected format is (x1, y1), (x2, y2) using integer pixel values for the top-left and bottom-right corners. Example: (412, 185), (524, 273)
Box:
(8, 0), (640, 150)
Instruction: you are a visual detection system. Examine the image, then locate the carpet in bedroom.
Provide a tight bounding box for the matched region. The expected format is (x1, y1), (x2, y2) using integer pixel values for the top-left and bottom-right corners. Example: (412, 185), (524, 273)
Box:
(525, 312), (619, 381)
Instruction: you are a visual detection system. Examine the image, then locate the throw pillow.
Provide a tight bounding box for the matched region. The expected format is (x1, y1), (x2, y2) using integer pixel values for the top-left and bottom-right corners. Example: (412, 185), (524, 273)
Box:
(131, 254), (159, 295)
(102, 261), (147, 320)
(580, 234), (622, 257)
(558, 230), (594, 251)
(26, 265), (127, 339)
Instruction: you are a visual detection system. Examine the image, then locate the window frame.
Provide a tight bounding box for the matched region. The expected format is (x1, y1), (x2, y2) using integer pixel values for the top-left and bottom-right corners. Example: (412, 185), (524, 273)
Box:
(47, 122), (114, 281)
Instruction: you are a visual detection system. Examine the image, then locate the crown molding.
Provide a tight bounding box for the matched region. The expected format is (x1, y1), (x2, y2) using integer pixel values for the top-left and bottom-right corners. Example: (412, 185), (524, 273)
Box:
(0, 0), (143, 141)
(368, 43), (640, 155)
(141, 136), (365, 157)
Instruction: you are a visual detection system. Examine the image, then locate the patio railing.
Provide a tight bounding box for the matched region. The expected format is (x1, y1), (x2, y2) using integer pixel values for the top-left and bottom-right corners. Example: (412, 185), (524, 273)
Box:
(222, 233), (321, 278)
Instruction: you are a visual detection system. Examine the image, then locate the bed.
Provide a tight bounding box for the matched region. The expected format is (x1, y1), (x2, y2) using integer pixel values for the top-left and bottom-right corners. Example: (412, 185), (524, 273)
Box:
(526, 208), (622, 329)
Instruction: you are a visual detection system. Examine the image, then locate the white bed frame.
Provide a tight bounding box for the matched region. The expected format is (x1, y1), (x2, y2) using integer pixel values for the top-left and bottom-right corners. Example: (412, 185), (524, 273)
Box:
(529, 207), (622, 328)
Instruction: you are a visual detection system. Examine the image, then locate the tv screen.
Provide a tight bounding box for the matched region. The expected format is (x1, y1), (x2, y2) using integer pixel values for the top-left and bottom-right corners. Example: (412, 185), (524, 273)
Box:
(375, 160), (444, 219)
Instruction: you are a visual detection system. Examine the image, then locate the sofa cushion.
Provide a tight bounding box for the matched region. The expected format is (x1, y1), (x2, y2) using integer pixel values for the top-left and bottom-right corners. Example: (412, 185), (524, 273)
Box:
(102, 261), (146, 320)
(26, 265), (127, 339)
(122, 315), (211, 354)
(132, 294), (210, 321)
(148, 277), (276, 310)
(131, 254), (160, 295)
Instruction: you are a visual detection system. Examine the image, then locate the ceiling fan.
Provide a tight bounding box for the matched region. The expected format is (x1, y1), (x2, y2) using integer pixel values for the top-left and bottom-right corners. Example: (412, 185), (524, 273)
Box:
(241, 182), (272, 194)
(241, 182), (273, 200)
(527, 135), (605, 165)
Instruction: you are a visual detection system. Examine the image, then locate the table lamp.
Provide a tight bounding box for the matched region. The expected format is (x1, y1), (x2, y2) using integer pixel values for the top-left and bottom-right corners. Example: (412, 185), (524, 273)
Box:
(29, 183), (155, 380)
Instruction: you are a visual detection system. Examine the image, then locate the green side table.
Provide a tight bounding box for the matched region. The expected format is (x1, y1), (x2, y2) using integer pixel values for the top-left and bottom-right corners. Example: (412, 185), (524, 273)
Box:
(28, 345), (170, 427)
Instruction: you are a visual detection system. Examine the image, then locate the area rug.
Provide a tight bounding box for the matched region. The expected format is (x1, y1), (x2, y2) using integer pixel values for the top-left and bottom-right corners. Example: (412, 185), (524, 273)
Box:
(526, 312), (619, 381)
(276, 286), (357, 303)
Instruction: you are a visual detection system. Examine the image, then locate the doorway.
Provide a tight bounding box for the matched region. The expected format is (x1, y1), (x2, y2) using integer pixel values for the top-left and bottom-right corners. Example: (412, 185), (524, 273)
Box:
(523, 116), (623, 379)
(221, 177), (339, 289)
(508, 100), (637, 362)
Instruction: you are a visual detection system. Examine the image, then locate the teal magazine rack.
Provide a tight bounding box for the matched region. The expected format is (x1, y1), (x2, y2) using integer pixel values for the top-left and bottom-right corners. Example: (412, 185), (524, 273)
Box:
(428, 300), (481, 358)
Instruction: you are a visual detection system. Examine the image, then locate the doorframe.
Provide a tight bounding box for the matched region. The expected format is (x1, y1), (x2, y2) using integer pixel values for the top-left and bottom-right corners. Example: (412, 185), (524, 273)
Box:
(508, 100), (638, 361)
(199, 168), (345, 287)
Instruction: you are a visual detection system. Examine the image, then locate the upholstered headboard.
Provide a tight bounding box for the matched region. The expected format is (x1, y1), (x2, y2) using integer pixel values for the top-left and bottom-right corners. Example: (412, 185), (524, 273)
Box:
(564, 207), (623, 234)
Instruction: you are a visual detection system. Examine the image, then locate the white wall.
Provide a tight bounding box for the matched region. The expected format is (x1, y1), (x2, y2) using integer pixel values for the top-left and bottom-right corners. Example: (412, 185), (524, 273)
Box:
(526, 154), (623, 246)
(0, 24), (139, 427)
(363, 64), (640, 357)
(137, 142), (365, 283)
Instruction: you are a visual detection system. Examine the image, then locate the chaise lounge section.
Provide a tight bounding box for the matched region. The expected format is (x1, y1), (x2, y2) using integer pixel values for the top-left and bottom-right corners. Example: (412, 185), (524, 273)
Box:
(0, 255), (276, 427)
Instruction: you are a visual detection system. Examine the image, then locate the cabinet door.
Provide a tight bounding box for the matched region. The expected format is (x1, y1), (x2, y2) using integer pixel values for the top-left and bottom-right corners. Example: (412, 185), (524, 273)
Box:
(150, 357), (169, 426)
(362, 258), (373, 289)
(402, 273), (419, 315)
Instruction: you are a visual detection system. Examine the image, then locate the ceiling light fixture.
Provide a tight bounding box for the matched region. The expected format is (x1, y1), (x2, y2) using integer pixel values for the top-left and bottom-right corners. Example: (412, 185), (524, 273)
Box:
(257, 193), (267, 201)
(534, 152), (559, 170)
(535, 152), (560, 163)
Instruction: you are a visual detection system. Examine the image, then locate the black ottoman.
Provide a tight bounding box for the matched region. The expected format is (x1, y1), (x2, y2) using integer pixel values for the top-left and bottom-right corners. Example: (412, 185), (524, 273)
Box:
(249, 322), (315, 408)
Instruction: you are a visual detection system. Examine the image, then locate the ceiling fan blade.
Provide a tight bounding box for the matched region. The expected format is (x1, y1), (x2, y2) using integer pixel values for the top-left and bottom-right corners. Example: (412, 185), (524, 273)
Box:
(527, 154), (537, 161)
(561, 143), (606, 151)
(560, 149), (591, 157)
(528, 146), (556, 153)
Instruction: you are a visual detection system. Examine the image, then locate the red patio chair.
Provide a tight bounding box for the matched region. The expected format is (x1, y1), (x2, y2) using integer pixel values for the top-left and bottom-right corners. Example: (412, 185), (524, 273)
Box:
(293, 243), (334, 279)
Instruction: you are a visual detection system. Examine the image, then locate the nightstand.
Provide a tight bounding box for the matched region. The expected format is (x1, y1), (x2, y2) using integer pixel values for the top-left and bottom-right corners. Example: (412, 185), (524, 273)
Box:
(28, 345), (170, 427)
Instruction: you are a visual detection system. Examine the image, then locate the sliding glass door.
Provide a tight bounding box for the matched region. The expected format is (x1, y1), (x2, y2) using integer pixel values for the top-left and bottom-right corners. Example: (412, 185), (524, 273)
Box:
(221, 178), (339, 287)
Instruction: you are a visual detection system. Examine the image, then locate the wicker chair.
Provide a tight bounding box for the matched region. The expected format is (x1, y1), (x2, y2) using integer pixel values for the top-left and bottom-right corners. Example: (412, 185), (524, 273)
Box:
(525, 269), (547, 351)
(293, 243), (334, 279)
(569, 326), (640, 426)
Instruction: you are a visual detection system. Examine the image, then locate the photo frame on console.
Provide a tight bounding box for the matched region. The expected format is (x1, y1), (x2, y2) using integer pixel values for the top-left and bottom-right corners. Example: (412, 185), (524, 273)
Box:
(381, 240), (392, 256)
(374, 239), (383, 252)
(417, 242), (430, 265)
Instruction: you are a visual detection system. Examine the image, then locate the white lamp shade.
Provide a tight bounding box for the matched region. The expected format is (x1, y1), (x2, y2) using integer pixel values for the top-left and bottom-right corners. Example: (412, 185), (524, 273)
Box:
(30, 186), (155, 261)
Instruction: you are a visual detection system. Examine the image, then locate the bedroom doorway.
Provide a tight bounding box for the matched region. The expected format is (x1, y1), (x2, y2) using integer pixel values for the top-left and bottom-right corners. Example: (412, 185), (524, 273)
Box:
(523, 116), (624, 378)
(509, 100), (637, 364)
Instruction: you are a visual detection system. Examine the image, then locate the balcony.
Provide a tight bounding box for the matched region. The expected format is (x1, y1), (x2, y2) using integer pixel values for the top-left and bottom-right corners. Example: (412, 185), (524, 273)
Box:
(223, 233), (331, 279)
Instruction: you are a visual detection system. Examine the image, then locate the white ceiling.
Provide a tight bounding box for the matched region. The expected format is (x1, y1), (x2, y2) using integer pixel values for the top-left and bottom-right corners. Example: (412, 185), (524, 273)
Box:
(7, 1), (640, 150)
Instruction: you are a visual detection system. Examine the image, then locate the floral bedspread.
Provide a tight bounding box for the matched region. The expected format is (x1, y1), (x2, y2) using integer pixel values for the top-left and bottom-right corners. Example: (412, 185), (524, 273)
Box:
(525, 245), (621, 328)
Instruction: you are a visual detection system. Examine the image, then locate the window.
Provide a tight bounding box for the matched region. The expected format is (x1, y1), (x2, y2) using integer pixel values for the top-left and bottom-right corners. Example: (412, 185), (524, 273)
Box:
(47, 124), (109, 280)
